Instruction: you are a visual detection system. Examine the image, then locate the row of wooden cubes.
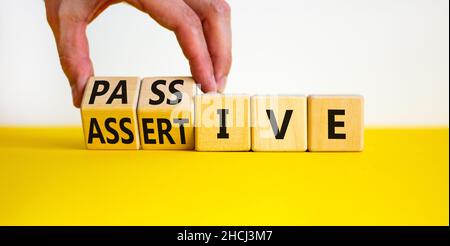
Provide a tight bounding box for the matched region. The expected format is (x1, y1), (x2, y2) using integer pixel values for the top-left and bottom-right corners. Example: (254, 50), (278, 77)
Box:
(81, 77), (364, 151)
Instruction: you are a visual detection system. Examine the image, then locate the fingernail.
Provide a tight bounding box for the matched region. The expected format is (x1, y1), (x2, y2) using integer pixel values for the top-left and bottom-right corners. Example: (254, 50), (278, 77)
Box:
(217, 76), (228, 93)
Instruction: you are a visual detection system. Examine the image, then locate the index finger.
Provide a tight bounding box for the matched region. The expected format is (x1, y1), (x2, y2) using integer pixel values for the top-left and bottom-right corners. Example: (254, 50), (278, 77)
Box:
(184, 0), (232, 93)
(128, 0), (218, 92)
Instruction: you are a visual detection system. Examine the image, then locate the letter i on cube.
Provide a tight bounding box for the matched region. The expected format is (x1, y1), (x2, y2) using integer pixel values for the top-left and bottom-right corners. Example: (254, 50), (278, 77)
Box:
(195, 94), (251, 151)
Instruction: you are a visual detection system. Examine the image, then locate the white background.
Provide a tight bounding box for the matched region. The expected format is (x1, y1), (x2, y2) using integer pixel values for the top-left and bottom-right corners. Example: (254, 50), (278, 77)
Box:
(0, 0), (448, 126)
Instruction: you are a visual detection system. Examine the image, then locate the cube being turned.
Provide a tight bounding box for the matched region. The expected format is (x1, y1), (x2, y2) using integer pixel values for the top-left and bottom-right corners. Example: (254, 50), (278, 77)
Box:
(137, 77), (196, 149)
(307, 95), (364, 151)
(251, 96), (307, 151)
(195, 94), (251, 151)
(81, 77), (141, 150)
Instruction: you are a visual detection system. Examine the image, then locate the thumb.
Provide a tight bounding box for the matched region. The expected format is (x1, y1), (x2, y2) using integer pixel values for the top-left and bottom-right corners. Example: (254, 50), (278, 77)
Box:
(50, 19), (93, 107)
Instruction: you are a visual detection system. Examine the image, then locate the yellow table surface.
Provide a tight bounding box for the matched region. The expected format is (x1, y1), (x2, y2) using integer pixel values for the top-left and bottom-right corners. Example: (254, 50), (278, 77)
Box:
(0, 127), (448, 226)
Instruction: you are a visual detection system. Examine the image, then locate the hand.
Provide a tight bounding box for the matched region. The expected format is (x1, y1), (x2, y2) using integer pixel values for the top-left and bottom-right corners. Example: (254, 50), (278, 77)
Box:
(45, 0), (232, 108)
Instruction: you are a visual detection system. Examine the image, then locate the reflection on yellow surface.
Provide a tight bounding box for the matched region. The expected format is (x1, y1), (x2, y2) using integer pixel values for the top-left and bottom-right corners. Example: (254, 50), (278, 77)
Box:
(0, 127), (448, 225)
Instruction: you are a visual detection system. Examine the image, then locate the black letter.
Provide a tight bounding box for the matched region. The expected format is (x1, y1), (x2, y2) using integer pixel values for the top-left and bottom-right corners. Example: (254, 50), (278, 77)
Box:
(173, 118), (189, 144)
(328, 109), (346, 139)
(120, 118), (134, 144)
(217, 109), (229, 139)
(167, 79), (184, 105)
(106, 80), (127, 104)
(89, 80), (110, 104)
(266, 109), (293, 139)
(105, 118), (119, 144)
(142, 118), (156, 144)
(149, 80), (166, 105)
(88, 118), (105, 144)
(157, 118), (175, 144)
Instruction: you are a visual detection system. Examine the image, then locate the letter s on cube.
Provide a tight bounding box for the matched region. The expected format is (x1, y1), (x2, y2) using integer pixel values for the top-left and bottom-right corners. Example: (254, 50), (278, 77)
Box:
(137, 77), (196, 150)
(81, 77), (141, 150)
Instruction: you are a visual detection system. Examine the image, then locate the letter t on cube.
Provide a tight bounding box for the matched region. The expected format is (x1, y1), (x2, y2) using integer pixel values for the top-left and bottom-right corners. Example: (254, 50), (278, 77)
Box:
(137, 77), (196, 149)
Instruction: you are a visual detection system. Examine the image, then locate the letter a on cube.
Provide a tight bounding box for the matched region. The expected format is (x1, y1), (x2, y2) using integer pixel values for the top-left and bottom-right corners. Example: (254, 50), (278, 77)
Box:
(81, 77), (141, 150)
(137, 77), (196, 149)
(195, 94), (251, 151)
(251, 95), (307, 151)
(307, 95), (364, 151)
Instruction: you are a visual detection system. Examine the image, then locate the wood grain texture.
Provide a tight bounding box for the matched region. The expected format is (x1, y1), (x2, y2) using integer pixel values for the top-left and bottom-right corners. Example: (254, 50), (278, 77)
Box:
(81, 77), (141, 150)
(137, 77), (196, 150)
(195, 94), (251, 151)
(251, 95), (307, 151)
(307, 95), (364, 151)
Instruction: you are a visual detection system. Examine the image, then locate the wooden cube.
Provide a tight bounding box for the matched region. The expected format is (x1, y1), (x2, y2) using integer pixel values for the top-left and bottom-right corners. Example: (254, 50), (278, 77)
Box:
(81, 77), (141, 150)
(137, 77), (196, 150)
(307, 95), (364, 151)
(195, 94), (251, 151)
(251, 95), (307, 151)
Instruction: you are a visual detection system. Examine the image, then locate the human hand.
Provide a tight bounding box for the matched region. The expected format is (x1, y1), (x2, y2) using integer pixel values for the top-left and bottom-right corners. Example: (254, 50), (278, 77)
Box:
(45, 0), (231, 107)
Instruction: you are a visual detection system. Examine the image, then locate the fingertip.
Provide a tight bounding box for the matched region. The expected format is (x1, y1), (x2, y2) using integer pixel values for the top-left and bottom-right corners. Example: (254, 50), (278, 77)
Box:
(71, 74), (89, 109)
(200, 80), (217, 93)
(71, 85), (83, 108)
(216, 75), (228, 93)
(70, 84), (80, 108)
(192, 69), (217, 93)
(72, 98), (81, 108)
